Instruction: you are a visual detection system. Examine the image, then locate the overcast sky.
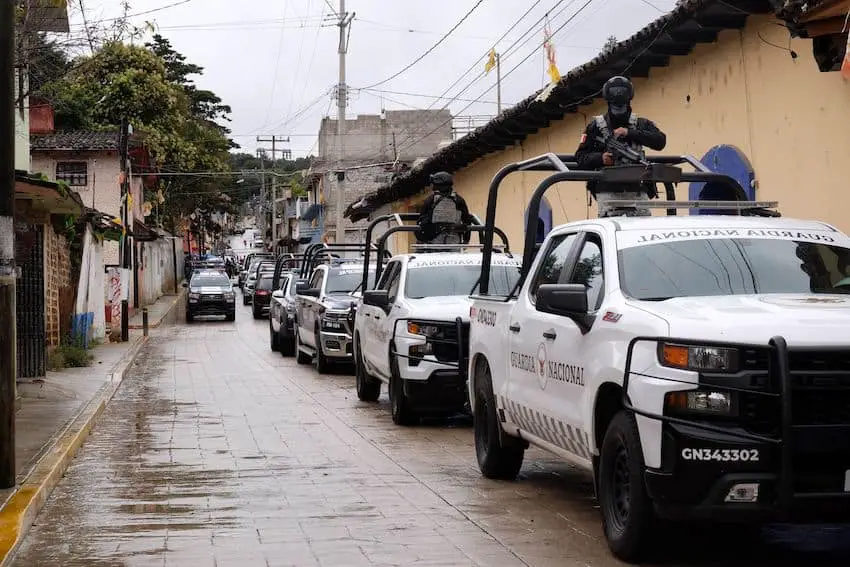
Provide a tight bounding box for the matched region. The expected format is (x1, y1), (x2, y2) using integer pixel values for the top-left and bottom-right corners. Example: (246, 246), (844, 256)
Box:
(65, 0), (679, 159)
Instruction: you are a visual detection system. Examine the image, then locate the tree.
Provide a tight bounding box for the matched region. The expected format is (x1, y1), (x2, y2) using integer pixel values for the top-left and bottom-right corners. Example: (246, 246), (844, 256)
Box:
(42, 39), (234, 230)
(601, 35), (618, 56)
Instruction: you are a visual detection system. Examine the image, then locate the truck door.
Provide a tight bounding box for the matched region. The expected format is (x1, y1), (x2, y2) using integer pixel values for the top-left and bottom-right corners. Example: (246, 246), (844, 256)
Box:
(299, 269), (324, 347)
(507, 231), (592, 460)
(360, 261), (399, 376)
(370, 262), (402, 378)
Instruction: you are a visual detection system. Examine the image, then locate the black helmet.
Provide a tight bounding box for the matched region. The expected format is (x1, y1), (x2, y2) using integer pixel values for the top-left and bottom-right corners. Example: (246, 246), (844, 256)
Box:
(602, 76), (634, 116)
(429, 171), (453, 192)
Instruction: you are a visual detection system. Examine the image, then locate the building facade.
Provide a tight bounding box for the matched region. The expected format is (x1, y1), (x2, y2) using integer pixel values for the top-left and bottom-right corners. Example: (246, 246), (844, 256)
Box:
(313, 109), (453, 244)
(345, 0), (850, 250)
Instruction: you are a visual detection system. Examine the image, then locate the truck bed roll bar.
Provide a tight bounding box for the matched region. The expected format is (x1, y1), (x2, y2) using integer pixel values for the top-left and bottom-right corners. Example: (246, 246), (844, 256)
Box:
(477, 152), (775, 297)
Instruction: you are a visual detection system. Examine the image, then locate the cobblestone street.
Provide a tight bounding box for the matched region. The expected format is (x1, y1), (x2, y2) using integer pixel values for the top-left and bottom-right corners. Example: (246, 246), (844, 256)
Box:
(11, 301), (850, 566)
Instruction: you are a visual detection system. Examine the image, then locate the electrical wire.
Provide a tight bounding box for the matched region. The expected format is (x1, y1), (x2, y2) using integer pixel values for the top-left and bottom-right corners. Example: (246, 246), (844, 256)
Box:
(358, 0), (487, 90)
(261, 0), (290, 127)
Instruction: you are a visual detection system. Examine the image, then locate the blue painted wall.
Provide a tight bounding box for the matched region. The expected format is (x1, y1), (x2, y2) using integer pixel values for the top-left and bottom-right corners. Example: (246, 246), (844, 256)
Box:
(688, 145), (756, 215)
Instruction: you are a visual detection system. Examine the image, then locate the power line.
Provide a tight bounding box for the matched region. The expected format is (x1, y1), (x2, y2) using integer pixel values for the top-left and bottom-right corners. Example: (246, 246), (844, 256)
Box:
(396, 0), (598, 155)
(358, 0), (487, 90)
(66, 0), (193, 27)
(261, 0), (290, 127)
(389, 0), (567, 152)
(286, 0), (314, 119)
(358, 87), (500, 105)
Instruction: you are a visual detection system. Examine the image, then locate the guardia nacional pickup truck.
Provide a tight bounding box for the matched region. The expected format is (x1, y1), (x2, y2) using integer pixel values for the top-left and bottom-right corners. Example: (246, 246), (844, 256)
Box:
(467, 152), (850, 562)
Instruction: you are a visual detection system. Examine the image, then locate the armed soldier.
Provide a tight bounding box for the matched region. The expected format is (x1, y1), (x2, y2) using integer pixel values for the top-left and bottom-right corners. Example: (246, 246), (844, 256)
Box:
(415, 171), (475, 249)
(575, 76), (667, 217)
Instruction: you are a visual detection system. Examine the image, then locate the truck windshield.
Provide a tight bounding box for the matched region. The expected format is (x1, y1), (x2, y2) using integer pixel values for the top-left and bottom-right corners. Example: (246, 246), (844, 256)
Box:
(326, 269), (375, 294)
(619, 238), (850, 300)
(405, 264), (521, 298)
(191, 275), (230, 288)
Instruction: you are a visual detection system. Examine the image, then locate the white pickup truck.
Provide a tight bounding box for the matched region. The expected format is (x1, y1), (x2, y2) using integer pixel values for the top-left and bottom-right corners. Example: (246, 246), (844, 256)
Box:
(468, 214), (850, 561)
(354, 252), (521, 425)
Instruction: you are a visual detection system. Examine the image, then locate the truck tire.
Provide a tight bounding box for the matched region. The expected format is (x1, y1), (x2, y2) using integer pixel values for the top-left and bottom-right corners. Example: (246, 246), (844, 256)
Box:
(253, 305), (261, 319)
(295, 329), (311, 365)
(314, 327), (330, 374)
(185, 312), (194, 324)
(598, 411), (658, 563)
(243, 294), (250, 306)
(269, 321), (279, 352)
(225, 311), (235, 322)
(473, 362), (524, 480)
(355, 336), (380, 402)
(280, 331), (295, 357)
(389, 349), (417, 426)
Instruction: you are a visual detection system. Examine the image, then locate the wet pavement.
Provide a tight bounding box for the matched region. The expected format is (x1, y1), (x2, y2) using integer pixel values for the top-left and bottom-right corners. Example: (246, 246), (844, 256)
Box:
(12, 298), (850, 566)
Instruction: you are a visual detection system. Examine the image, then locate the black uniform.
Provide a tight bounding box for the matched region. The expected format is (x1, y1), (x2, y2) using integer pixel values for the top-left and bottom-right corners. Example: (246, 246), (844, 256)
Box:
(575, 111), (667, 196)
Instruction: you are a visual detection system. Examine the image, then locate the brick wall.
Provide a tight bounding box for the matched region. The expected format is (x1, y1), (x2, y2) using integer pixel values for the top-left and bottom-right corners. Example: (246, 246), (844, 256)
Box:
(44, 225), (72, 346)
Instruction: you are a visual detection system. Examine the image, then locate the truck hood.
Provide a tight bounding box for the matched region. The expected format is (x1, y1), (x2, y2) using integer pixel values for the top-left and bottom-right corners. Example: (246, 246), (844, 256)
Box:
(324, 294), (358, 310)
(633, 294), (850, 346)
(406, 295), (471, 321)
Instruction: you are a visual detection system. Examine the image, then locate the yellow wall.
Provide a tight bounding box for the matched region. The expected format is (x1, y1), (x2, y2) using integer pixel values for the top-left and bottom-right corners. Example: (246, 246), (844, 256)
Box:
(399, 16), (850, 252)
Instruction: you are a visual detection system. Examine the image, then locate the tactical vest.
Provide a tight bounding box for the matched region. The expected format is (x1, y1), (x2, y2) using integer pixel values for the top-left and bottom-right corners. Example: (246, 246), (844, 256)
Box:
(430, 193), (463, 226)
(594, 113), (645, 160)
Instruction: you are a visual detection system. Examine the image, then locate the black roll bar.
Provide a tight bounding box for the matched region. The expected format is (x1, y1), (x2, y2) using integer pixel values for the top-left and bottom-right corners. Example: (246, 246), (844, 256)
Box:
(478, 153), (753, 296)
(360, 213), (420, 292)
(369, 225), (512, 289)
(300, 243), (369, 278)
(272, 253), (304, 290)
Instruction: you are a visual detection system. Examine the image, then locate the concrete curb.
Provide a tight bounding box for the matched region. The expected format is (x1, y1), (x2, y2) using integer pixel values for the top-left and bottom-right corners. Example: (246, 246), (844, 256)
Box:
(128, 289), (185, 330)
(0, 335), (148, 566)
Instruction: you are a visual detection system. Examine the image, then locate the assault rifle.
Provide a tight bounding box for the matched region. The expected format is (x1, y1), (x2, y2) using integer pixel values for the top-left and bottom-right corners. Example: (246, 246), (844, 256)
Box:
(595, 134), (649, 166)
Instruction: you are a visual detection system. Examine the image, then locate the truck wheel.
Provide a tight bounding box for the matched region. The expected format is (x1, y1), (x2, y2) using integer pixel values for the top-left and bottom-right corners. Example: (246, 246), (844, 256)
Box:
(389, 350), (417, 426)
(295, 330), (311, 365)
(225, 312), (235, 322)
(314, 327), (330, 374)
(355, 336), (380, 402)
(253, 305), (261, 319)
(598, 411), (658, 563)
(474, 362), (524, 480)
(185, 312), (193, 324)
(269, 322), (279, 352)
(243, 295), (250, 306)
(280, 331), (295, 357)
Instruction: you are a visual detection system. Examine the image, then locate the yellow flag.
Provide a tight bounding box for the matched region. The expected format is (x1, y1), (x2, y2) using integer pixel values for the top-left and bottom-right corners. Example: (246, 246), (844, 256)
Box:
(547, 62), (561, 84)
(484, 48), (497, 74)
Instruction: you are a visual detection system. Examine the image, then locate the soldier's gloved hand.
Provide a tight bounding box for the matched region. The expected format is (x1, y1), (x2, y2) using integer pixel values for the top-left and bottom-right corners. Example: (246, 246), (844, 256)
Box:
(613, 127), (629, 138)
(602, 152), (615, 166)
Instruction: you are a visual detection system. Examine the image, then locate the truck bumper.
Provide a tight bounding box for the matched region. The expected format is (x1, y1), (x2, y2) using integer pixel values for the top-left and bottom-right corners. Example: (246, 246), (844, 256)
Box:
(645, 421), (850, 523)
(319, 330), (353, 360)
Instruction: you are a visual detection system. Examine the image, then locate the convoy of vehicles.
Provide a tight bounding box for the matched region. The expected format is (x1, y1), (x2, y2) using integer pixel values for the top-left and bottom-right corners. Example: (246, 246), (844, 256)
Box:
(232, 145), (850, 565)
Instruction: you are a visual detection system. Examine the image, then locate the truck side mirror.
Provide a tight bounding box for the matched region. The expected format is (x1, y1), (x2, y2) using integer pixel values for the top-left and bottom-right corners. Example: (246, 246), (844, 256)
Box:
(295, 282), (309, 294)
(272, 290), (284, 299)
(536, 284), (591, 331)
(363, 290), (389, 308)
(182, 281), (188, 288)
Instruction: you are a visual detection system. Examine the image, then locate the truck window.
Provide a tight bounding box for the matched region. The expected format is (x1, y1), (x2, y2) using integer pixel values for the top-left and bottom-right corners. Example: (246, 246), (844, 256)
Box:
(387, 268), (401, 302)
(620, 238), (850, 300)
(405, 264), (520, 298)
(309, 270), (323, 290)
(377, 262), (399, 290)
(529, 233), (578, 301)
(569, 236), (604, 310)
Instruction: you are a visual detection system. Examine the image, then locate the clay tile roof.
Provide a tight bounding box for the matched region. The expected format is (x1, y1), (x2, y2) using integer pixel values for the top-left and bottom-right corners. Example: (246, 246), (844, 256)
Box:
(30, 131), (120, 151)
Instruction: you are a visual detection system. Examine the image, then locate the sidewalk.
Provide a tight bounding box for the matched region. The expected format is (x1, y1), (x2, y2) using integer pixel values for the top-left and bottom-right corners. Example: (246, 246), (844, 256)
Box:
(128, 289), (185, 330)
(0, 291), (182, 565)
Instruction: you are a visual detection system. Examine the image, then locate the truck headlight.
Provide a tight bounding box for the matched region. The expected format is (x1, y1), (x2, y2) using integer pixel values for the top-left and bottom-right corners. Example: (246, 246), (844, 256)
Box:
(407, 321), (444, 339)
(225, 291), (235, 302)
(189, 292), (200, 302)
(659, 343), (738, 373)
(665, 389), (736, 416)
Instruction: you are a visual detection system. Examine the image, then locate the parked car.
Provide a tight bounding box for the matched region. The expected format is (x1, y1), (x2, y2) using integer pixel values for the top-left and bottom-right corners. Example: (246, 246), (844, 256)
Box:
(184, 270), (236, 322)
(244, 260), (276, 305)
(252, 273), (276, 319)
(269, 272), (301, 356)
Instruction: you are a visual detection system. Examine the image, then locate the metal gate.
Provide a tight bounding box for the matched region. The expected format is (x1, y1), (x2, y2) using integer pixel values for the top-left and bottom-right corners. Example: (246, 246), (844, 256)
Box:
(15, 224), (45, 378)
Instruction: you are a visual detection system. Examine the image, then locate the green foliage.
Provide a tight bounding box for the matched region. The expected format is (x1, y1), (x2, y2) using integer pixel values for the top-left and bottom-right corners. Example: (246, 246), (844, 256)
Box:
(42, 36), (235, 227)
(47, 338), (94, 371)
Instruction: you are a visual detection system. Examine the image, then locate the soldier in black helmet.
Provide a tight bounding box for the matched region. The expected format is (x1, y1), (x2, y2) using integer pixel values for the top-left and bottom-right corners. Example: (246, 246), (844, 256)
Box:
(415, 171), (475, 248)
(575, 76), (667, 217)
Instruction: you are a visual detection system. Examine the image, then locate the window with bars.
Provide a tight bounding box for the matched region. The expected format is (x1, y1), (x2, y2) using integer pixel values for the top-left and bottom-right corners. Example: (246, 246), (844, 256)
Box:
(56, 161), (88, 187)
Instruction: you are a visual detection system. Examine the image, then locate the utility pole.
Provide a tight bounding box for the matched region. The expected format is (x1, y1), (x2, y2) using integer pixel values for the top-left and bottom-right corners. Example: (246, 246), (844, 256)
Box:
(335, 0), (353, 244)
(256, 148), (266, 239)
(119, 118), (130, 342)
(256, 135), (289, 247)
(0, 0), (17, 489)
